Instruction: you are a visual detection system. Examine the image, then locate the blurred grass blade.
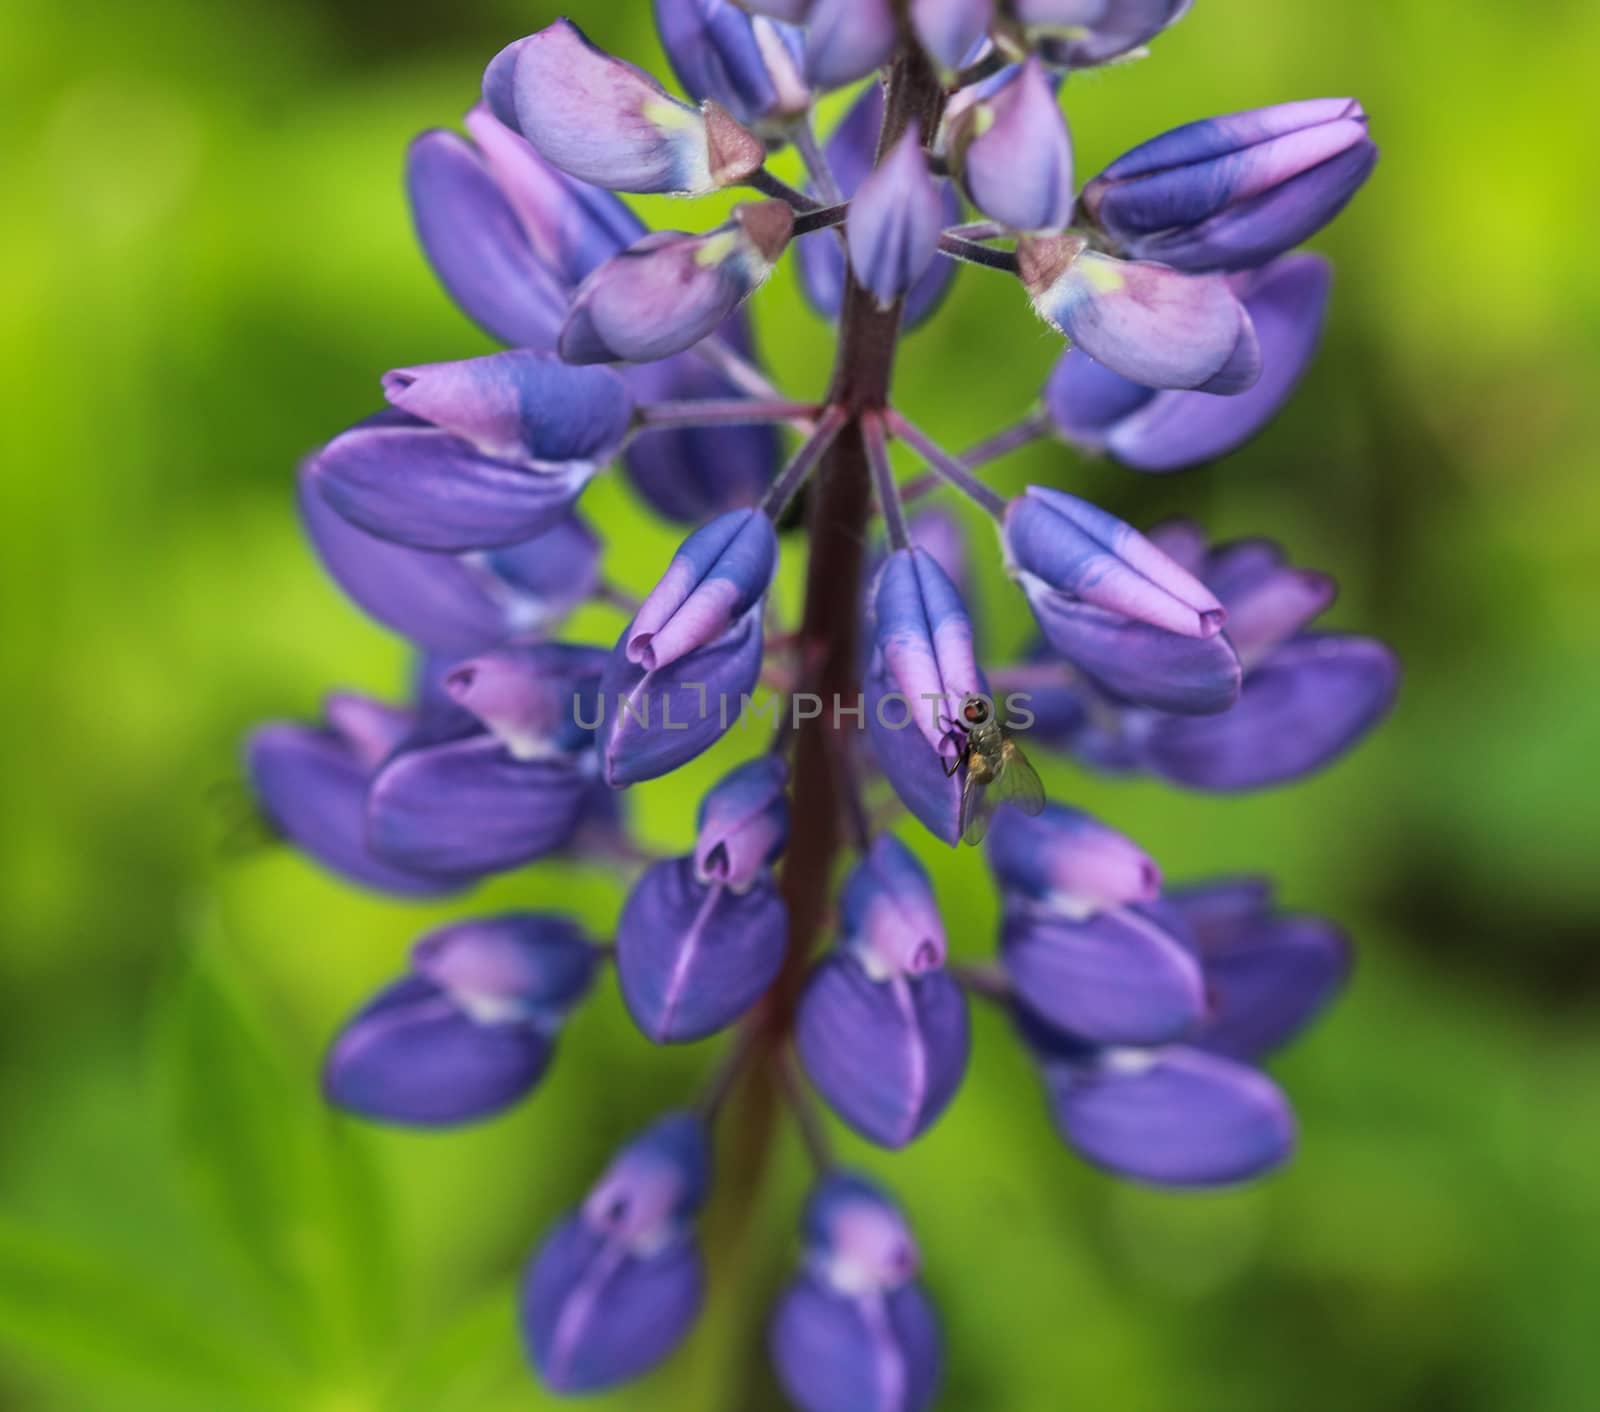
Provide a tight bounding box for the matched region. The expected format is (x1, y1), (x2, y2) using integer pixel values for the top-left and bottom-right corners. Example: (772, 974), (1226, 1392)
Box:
(0, 1216), (296, 1411)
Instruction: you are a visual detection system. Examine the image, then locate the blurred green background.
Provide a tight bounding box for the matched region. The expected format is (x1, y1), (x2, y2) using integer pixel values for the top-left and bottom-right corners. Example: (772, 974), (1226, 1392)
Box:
(4, 1), (1599, 1409)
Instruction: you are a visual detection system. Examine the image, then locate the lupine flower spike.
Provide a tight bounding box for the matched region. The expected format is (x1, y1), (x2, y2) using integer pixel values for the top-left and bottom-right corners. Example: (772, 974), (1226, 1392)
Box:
(252, 5), (1392, 1407)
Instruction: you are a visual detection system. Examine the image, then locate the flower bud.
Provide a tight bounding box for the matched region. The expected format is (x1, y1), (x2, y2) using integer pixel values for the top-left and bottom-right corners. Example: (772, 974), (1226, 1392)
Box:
(1201, 533), (1338, 666)
(654, 0), (810, 130)
(1032, 607), (1241, 716)
(872, 546), (983, 765)
(381, 352), (633, 466)
(623, 335), (783, 521)
(616, 854), (788, 1043)
(985, 802), (1160, 915)
(310, 410), (598, 556)
(797, 839), (970, 1147)
(1044, 254), (1332, 472)
(324, 915), (597, 1126)
(1004, 485), (1226, 638)
(598, 605), (766, 786)
(1168, 878), (1351, 1061)
(911, 0), (995, 72)
(770, 1175), (941, 1412)
(1000, 902), (1204, 1044)
(804, 0), (899, 91)
(496, 20), (765, 196)
(462, 105), (643, 289)
(1018, 234), (1261, 392)
(247, 696), (466, 896)
(405, 127), (571, 350)
(847, 127), (945, 309)
(1132, 632), (1399, 790)
(864, 650), (965, 847)
(1021, 0), (1192, 69)
(366, 733), (591, 878)
(948, 59), (1074, 234)
(442, 642), (609, 760)
(1021, 1009), (1296, 1187)
(484, 514), (603, 627)
(841, 835), (948, 975)
(561, 202), (795, 365)
(522, 1113), (710, 1393)
(796, 85), (961, 332)
(298, 463), (587, 653)
(694, 756), (790, 891)
(628, 509), (780, 672)
(1082, 99), (1377, 272)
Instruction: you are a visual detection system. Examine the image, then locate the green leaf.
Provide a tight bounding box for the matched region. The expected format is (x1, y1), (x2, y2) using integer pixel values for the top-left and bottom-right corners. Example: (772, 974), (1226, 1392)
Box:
(146, 918), (401, 1382)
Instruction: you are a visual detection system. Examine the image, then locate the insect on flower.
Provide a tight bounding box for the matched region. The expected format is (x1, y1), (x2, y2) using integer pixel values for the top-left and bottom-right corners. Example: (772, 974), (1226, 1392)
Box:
(946, 693), (1046, 845)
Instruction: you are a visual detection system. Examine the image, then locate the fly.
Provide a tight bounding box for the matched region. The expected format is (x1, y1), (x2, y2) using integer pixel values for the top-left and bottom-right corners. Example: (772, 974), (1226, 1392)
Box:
(945, 693), (1046, 846)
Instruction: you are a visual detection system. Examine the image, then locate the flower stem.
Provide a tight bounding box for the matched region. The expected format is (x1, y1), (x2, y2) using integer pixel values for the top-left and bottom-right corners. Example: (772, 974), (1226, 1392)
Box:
(886, 410), (1009, 518)
(791, 202), (850, 237)
(709, 45), (949, 1403)
(746, 167), (823, 211)
(759, 405), (848, 519)
(791, 118), (842, 204)
(962, 409), (1052, 467)
(938, 232), (1020, 273)
(634, 398), (822, 430)
(863, 411), (910, 549)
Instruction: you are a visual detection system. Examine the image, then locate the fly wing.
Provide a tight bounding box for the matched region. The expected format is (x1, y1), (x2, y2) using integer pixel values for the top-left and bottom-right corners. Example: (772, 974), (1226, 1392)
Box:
(959, 759), (997, 846)
(997, 740), (1046, 817)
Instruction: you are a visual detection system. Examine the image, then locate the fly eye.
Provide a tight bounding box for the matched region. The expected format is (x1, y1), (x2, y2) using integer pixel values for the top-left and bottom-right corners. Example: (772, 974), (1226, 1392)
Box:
(963, 700), (987, 724)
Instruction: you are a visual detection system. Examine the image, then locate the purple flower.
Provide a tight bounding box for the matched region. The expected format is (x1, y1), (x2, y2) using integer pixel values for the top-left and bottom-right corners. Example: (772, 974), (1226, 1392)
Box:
(1045, 254), (1333, 472)
(797, 837), (971, 1146)
(521, 1113), (710, 1393)
(1170, 877), (1352, 1061)
(441, 641), (609, 760)
(949, 59), (1074, 234)
(1082, 99), (1378, 272)
(365, 731), (592, 880)
(247, 694), (468, 896)
(910, 0), (995, 72)
(694, 755), (790, 889)
(1044, 525), (1400, 789)
(309, 357), (629, 553)
(987, 806), (1200, 1043)
(1019, 233), (1262, 392)
(795, 84), (962, 331)
(297, 462), (594, 653)
(871, 546), (983, 766)
(848, 126), (945, 309)
(1021, 0), (1193, 69)
(1001, 903), (1204, 1045)
(252, 2), (1393, 1398)
(460, 104), (643, 288)
(985, 802), (1160, 914)
(561, 202), (795, 364)
(804, 0), (899, 90)
(1020, 1006), (1297, 1187)
(627, 509), (779, 672)
(405, 125), (572, 350)
(1004, 484), (1226, 638)
(324, 915), (598, 1126)
(654, 0), (810, 131)
(1003, 486), (1240, 713)
(598, 604), (766, 786)
(492, 20), (766, 196)
(616, 761), (790, 1042)
(770, 1174), (941, 1412)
